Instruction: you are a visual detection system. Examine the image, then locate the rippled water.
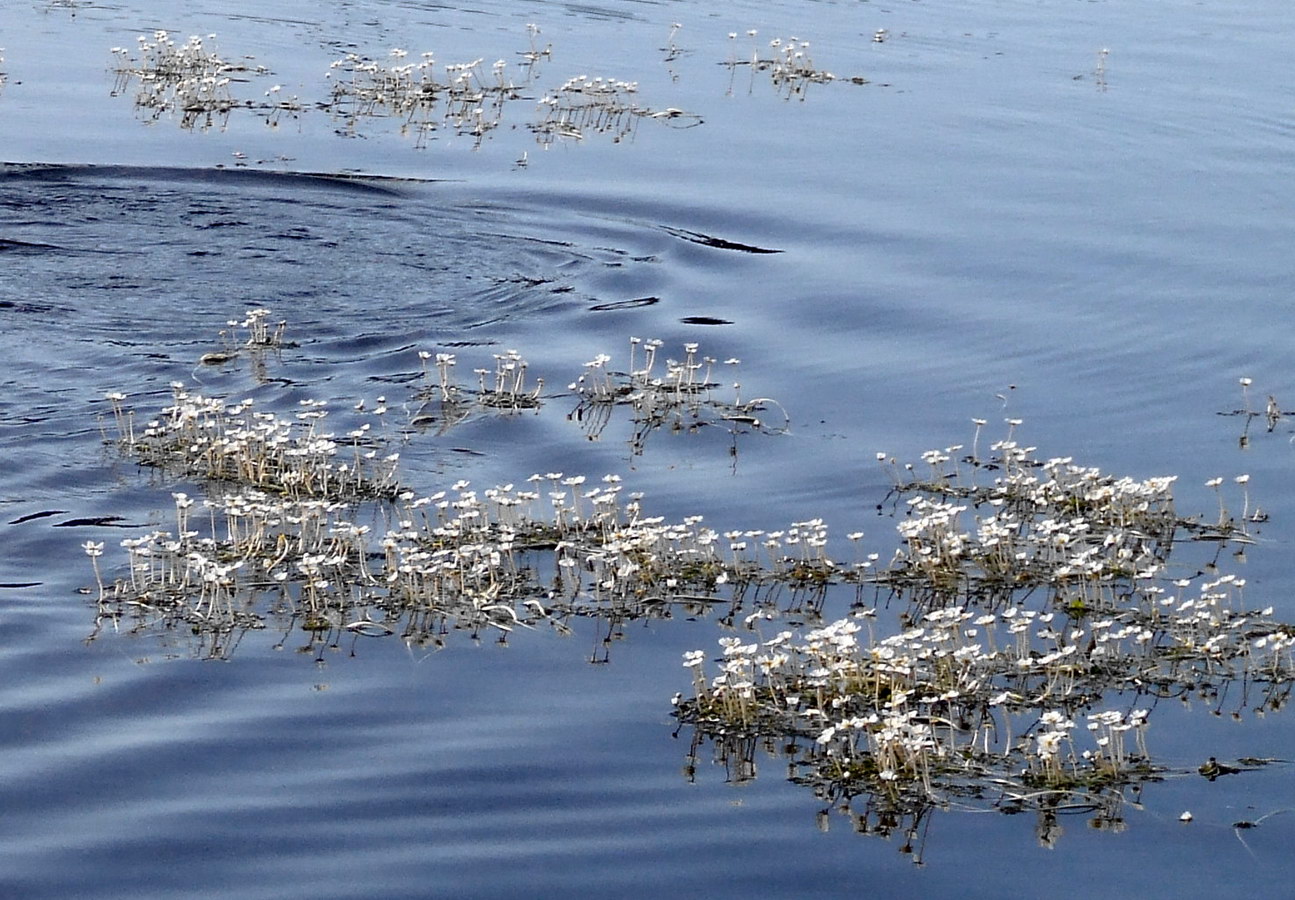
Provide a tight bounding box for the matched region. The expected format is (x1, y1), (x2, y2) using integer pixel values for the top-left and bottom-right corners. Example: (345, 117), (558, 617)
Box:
(4, 0), (1295, 896)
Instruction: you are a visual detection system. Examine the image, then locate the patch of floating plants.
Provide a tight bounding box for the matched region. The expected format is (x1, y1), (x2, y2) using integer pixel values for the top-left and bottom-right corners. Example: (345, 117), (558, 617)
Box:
(99, 24), (882, 150)
(198, 307), (291, 364)
(197, 307), (295, 384)
(411, 348), (544, 425)
(90, 316), (793, 658)
(110, 30), (300, 130)
(566, 337), (788, 455)
(724, 31), (869, 99)
(531, 75), (701, 147)
(86, 318), (1295, 850)
(325, 46), (532, 149)
(1219, 376), (1284, 450)
(672, 428), (1292, 855)
(104, 384), (404, 502)
(403, 338), (785, 459)
(319, 23), (698, 149)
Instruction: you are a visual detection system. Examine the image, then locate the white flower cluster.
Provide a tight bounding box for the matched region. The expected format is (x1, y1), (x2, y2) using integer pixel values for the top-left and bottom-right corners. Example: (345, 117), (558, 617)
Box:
(567, 337), (787, 453)
(200, 308), (289, 366)
(725, 32), (867, 99)
(533, 75), (698, 146)
(110, 31), (294, 129)
(107, 383), (402, 501)
(676, 425), (1294, 820)
(326, 50), (519, 143)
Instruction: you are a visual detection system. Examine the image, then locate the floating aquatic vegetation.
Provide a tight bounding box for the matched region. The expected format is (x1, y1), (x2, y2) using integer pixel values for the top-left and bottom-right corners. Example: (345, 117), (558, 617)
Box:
(83, 376), (1295, 849)
(414, 348), (542, 412)
(404, 338), (786, 458)
(662, 23), (686, 64)
(324, 27), (700, 148)
(110, 31), (298, 131)
(91, 323), (786, 654)
(90, 346), (1295, 854)
(94, 23), (886, 156)
(724, 32), (868, 99)
(326, 48), (526, 148)
(672, 425), (1295, 852)
(1220, 376), (1284, 449)
(94, 351), (800, 658)
(405, 349), (542, 434)
(86, 454), (757, 657)
(197, 307), (291, 374)
(103, 23), (741, 152)
(568, 338), (789, 455)
(105, 383), (403, 501)
(322, 26), (557, 149)
(86, 484), (558, 660)
(531, 75), (701, 147)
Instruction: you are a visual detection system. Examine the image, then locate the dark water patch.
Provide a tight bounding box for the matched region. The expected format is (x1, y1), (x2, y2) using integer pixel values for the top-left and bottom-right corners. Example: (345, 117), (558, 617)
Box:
(0, 238), (70, 254)
(0, 299), (61, 314)
(194, 220), (250, 230)
(52, 516), (135, 528)
(0, 162), (421, 197)
(8, 511), (69, 525)
(0, 172), (611, 369)
(660, 225), (782, 254)
(369, 372), (423, 384)
(590, 296), (659, 311)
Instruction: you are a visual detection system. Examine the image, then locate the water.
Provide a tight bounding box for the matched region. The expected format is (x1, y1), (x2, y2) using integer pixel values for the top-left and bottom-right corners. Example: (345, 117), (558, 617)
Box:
(3, 1), (1295, 896)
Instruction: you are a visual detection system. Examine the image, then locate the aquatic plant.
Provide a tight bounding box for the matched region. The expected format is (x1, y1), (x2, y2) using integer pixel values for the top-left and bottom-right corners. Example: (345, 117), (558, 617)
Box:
(326, 48), (525, 148)
(431, 346), (535, 410)
(532, 75), (701, 146)
(724, 32), (868, 99)
(90, 446), (764, 657)
(105, 24), (715, 150)
(199, 307), (291, 367)
(406, 338), (786, 456)
(671, 423), (1293, 851)
(520, 23), (553, 70)
(105, 383), (403, 501)
(323, 27), (702, 147)
(319, 26), (662, 149)
(567, 338), (789, 454)
(663, 23), (686, 64)
(1221, 376), (1284, 450)
(110, 31), (297, 131)
(95, 327), (791, 656)
(88, 339), (1295, 852)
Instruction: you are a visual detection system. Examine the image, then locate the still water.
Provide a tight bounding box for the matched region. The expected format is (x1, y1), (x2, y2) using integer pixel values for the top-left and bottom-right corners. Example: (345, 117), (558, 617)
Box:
(3, 0), (1295, 896)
